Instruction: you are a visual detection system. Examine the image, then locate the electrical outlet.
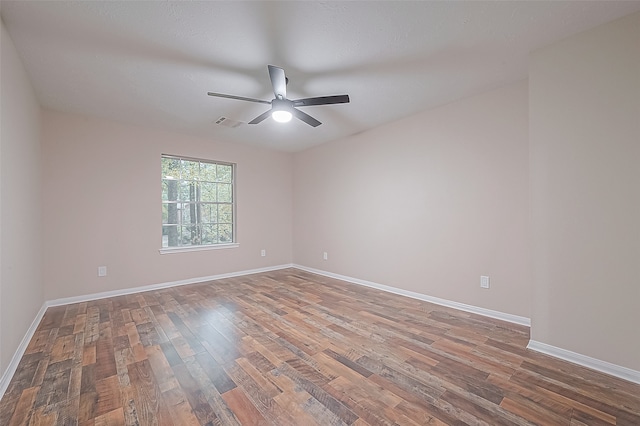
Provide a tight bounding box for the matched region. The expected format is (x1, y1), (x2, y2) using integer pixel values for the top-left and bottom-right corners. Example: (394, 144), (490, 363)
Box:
(98, 266), (107, 277)
(480, 275), (490, 289)
(261, 249), (266, 257)
(323, 252), (328, 261)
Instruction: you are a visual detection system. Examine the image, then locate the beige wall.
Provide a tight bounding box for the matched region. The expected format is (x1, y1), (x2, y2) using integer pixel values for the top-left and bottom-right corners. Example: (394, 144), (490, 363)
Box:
(0, 20), (43, 374)
(529, 12), (640, 370)
(293, 81), (530, 318)
(42, 110), (293, 300)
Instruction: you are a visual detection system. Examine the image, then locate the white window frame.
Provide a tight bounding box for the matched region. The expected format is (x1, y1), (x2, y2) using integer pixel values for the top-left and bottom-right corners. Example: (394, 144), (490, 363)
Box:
(159, 154), (238, 254)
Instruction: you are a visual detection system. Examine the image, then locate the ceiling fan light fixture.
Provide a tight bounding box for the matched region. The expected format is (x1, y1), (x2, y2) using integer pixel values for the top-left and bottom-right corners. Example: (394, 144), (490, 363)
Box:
(271, 99), (293, 123)
(272, 109), (292, 123)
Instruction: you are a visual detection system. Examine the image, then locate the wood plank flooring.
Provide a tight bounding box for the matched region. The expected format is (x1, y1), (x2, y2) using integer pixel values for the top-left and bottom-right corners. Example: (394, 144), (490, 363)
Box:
(1, 268), (638, 425)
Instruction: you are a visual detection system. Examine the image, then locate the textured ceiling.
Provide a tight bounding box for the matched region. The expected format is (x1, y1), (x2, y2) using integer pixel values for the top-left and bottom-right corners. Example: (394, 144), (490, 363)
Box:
(2, 1), (640, 152)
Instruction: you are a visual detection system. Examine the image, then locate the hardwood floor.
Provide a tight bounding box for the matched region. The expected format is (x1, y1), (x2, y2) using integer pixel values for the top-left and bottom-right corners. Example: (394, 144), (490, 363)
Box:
(1, 268), (638, 425)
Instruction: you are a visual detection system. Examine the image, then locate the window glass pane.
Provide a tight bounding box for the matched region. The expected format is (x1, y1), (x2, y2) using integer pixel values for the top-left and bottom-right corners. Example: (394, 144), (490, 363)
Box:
(217, 164), (232, 182)
(200, 182), (216, 202)
(181, 159), (199, 180)
(162, 158), (181, 180)
(201, 224), (217, 245)
(162, 225), (179, 247)
(218, 204), (232, 223)
(218, 224), (233, 243)
(181, 203), (197, 224)
(180, 181), (198, 202)
(181, 225), (199, 245)
(162, 203), (179, 224)
(200, 162), (217, 182)
(217, 183), (232, 203)
(200, 203), (217, 224)
(162, 179), (179, 202)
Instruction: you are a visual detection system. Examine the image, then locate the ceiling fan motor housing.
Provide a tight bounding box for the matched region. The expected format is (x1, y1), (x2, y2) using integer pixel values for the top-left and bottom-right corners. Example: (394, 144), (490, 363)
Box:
(271, 98), (293, 122)
(272, 98), (292, 111)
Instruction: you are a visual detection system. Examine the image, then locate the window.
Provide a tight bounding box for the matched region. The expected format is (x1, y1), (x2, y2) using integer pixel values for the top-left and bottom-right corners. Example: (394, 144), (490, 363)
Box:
(161, 155), (236, 251)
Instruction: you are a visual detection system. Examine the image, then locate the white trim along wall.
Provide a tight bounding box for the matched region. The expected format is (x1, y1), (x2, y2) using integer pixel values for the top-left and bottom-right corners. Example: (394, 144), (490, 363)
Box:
(292, 265), (530, 327)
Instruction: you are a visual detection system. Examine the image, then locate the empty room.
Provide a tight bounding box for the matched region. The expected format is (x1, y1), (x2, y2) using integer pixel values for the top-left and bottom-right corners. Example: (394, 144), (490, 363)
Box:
(1, 1), (639, 425)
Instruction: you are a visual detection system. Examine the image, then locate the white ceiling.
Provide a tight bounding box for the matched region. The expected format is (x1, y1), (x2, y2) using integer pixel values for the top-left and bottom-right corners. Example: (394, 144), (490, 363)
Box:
(2, 1), (640, 152)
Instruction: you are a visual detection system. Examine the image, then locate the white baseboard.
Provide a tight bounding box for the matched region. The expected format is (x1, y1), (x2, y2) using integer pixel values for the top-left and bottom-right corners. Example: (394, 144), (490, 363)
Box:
(47, 264), (294, 307)
(0, 303), (48, 398)
(1, 263), (293, 399)
(292, 264), (531, 327)
(527, 340), (640, 385)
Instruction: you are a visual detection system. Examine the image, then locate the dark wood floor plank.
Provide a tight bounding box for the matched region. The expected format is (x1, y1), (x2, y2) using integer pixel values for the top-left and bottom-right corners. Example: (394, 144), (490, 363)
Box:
(7, 385), (38, 426)
(235, 357), (281, 398)
(171, 362), (220, 425)
(4, 353), (47, 405)
(315, 352), (402, 410)
(83, 307), (100, 346)
(489, 372), (615, 424)
(27, 405), (58, 425)
(93, 407), (124, 426)
(195, 350), (237, 395)
(127, 359), (174, 425)
(37, 307), (66, 332)
(94, 375), (121, 418)
(221, 387), (268, 426)
(276, 361), (359, 424)
(161, 386), (201, 426)
(144, 344), (177, 393)
(220, 334), (318, 424)
(263, 370), (318, 426)
(118, 385), (139, 426)
(51, 395), (80, 426)
(501, 395), (570, 425)
(182, 355), (243, 426)
(78, 363), (96, 423)
(34, 359), (73, 409)
(1, 268), (638, 425)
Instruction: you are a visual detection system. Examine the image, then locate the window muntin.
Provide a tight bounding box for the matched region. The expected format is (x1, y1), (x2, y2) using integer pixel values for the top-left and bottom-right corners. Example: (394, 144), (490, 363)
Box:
(161, 155), (235, 248)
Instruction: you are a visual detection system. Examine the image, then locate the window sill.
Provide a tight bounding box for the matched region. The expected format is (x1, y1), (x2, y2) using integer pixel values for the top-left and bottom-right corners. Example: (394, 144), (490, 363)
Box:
(159, 243), (239, 255)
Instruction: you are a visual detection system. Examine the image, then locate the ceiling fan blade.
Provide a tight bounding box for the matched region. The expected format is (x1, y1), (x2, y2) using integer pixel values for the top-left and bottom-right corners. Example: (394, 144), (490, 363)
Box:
(292, 94), (350, 107)
(292, 108), (321, 127)
(207, 92), (271, 105)
(268, 65), (287, 99)
(248, 109), (272, 124)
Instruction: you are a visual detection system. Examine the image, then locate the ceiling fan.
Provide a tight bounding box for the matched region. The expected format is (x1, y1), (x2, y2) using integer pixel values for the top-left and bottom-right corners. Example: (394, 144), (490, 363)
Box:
(207, 65), (350, 127)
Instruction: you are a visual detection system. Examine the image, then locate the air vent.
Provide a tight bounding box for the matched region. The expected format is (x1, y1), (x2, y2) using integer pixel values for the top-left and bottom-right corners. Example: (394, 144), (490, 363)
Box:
(214, 116), (243, 128)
